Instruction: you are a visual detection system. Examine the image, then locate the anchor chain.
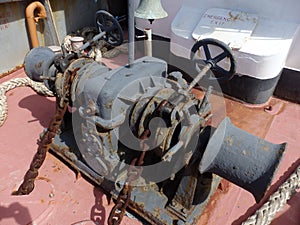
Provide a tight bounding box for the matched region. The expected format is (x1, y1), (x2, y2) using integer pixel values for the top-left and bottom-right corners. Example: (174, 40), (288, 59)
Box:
(108, 130), (149, 225)
(12, 69), (76, 195)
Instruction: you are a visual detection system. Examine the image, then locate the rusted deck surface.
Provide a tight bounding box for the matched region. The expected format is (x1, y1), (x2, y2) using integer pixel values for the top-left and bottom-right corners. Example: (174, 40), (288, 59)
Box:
(0, 54), (299, 225)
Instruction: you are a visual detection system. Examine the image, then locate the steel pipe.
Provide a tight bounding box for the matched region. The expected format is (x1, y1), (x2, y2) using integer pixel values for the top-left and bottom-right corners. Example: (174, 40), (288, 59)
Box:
(25, 1), (47, 48)
(144, 28), (152, 56)
(128, 0), (135, 66)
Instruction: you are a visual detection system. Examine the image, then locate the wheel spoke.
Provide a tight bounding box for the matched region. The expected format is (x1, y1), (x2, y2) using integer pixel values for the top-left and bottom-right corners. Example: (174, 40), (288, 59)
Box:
(96, 19), (101, 26)
(103, 15), (107, 27)
(110, 34), (118, 42)
(190, 38), (235, 81)
(95, 10), (124, 46)
(106, 25), (115, 33)
(203, 44), (212, 60)
(98, 26), (105, 32)
(99, 14), (104, 24)
(214, 65), (229, 76)
(213, 51), (228, 63)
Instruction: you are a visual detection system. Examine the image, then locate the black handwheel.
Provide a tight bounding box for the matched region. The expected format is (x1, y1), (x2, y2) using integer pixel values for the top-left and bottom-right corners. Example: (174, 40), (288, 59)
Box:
(95, 10), (124, 46)
(190, 38), (236, 81)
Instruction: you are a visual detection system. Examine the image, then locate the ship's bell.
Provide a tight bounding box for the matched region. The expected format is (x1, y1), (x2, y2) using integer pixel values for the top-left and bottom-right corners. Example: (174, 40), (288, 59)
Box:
(199, 117), (286, 203)
(135, 0), (168, 20)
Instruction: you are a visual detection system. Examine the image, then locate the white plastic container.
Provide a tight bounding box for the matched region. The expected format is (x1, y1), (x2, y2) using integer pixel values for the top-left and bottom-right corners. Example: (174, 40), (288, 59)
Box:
(47, 45), (62, 54)
(70, 36), (84, 51)
(170, 6), (299, 103)
(171, 7), (298, 80)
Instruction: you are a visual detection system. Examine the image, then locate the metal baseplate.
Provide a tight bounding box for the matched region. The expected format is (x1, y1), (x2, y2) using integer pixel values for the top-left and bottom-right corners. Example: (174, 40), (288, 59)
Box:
(49, 129), (220, 225)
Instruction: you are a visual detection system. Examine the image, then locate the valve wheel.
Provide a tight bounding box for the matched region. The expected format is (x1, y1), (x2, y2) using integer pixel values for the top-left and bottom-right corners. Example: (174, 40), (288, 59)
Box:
(190, 38), (236, 81)
(95, 10), (124, 46)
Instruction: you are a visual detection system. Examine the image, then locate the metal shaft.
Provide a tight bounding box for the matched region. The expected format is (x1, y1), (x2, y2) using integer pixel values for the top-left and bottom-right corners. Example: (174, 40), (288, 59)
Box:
(144, 28), (152, 56)
(128, 0), (135, 66)
(173, 63), (212, 105)
(187, 63), (212, 92)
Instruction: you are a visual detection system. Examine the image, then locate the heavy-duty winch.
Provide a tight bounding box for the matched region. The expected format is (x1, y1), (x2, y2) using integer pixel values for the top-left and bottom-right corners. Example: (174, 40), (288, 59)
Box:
(15, 10), (286, 225)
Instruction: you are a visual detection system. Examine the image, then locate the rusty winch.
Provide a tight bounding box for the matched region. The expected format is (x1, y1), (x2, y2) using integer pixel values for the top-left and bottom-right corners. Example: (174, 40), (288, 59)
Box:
(15, 10), (286, 225)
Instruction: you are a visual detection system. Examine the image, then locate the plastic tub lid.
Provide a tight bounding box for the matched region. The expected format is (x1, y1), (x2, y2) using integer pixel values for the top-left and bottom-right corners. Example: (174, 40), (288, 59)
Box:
(70, 36), (84, 42)
(192, 8), (258, 50)
(47, 45), (62, 53)
(171, 6), (204, 39)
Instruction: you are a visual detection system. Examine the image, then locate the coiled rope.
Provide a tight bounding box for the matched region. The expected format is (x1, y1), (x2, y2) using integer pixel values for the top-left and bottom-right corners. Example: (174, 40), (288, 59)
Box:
(0, 77), (53, 127)
(242, 164), (300, 225)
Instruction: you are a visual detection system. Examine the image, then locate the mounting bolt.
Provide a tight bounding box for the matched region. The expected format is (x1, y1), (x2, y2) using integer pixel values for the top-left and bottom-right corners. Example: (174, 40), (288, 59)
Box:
(85, 108), (92, 114)
(49, 192), (54, 198)
(142, 186), (149, 191)
(170, 173), (175, 180)
(109, 155), (115, 159)
(171, 200), (177, 207)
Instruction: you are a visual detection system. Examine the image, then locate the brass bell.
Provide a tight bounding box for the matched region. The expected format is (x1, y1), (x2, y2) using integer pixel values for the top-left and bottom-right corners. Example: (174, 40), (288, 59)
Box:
(135, 0), (168, 22)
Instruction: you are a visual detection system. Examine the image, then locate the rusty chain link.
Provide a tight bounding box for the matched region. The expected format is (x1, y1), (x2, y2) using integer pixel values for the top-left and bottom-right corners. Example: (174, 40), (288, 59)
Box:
(12, 69), (75, 195)
(108, 130), (149, 225)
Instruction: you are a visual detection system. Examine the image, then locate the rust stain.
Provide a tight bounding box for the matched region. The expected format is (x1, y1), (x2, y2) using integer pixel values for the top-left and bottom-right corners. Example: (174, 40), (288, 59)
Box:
(35, 61), (43, 70)
(50, 158), (64, 173)
(0, 64), (23, 79)
(226, 136), (234, 146)
(37, 176), (51, 182)
(52, 164), (62, 173)
(191, 88), (205, 99)
(225, 96), (276, 139)
(264, 98), (286, 116)
(228, 11), (240, 21)
(262, 144), (270, 152)
(105, 101), (112, 109)
(153, 207), (162, 217)
(196, 179), (230, 225)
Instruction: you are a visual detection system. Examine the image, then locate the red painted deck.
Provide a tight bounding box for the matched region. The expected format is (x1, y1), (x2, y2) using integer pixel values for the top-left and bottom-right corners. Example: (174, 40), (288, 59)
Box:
(0, 53), (299, 225)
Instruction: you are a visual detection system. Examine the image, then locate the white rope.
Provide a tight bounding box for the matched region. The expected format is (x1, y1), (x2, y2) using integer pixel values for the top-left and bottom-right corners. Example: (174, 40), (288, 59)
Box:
(242, 165), (300, 225)
(0, 77), (53, 127)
